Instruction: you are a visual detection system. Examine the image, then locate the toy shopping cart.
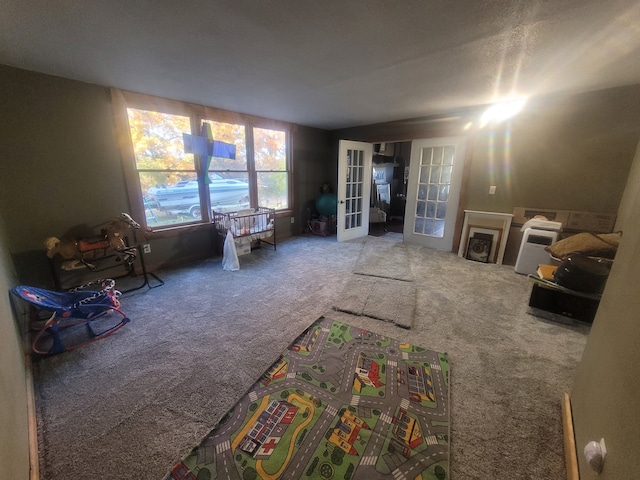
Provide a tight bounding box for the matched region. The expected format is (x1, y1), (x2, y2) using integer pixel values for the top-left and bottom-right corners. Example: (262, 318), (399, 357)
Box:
(12, 279), (130, 355)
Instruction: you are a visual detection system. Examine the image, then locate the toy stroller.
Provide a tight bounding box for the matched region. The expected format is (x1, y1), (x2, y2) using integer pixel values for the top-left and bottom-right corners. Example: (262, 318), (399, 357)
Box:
(12, 279), (130, 356)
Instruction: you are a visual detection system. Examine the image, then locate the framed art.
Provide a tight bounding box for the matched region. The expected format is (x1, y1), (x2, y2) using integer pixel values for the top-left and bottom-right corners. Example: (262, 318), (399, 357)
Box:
(466, 236), (492, 262)
(464, 225), (503, 263)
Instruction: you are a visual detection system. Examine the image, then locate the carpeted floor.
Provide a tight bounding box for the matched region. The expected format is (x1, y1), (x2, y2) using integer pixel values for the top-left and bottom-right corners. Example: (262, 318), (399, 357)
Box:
(333, 275), (416, 328)
(32, 234), (590, 479)
(353, 235), (414, 282)
(338, 234), (416, 327)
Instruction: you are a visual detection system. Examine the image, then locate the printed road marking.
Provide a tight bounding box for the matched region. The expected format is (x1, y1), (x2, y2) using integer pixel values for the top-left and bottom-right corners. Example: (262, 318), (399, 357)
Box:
(426, 435), (438, 446)
(393, 468), (406, 480)
(215, 441), (230, 453)
(380, 413), (393, 424)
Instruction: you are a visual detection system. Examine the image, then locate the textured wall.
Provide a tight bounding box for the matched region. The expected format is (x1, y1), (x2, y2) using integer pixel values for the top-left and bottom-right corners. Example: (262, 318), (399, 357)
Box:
(467, 87), (640, 215)
(0, 213), (29, 480)
(570, 140), (640, 479)
(332, 85), (640, 220)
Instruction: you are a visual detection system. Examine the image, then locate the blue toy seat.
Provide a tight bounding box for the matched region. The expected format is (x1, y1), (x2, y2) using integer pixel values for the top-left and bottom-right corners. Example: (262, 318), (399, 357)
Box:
(12, 279), (130, 355)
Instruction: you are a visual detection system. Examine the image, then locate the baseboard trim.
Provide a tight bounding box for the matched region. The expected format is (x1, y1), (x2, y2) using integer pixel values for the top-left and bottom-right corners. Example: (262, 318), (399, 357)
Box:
(25, 351), (40, 480)
(562, 392), (579, 480)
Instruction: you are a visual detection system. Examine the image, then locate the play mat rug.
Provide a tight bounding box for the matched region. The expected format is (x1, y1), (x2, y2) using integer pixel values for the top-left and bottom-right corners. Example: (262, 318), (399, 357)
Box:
(165, 316), (450, 480)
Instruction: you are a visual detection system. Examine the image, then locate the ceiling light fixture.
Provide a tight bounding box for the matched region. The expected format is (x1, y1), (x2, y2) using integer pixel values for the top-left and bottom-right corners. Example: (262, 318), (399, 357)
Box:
(479, 96), (527, 128)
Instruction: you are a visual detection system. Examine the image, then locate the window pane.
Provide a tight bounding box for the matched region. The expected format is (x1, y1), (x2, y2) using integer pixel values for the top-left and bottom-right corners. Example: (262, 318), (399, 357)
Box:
(257, 172), (288, 209)
(432, 147), (443, 165)
(128, 108), (197, 228)
(424, 219), (435, 236)
(254, 127), (286, 170)
(430, 166), (441, 184)
(439, 185), (450, 202)
(421, 147), (433, 166)
(209, 173), (250, 212)
(203, 120), (247, 170)
(441, 165), (452, 184)
(143, 171), (201, 226)
(427, 201), (436, 218)
(443, 146), (455, 165)
(433, 219), (445, 237)
(127, 109), (192, 170)
(420, 166), (429, 183)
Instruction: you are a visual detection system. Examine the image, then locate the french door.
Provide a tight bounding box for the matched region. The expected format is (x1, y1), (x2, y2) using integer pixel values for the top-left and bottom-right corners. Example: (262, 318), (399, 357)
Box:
(337, 140), (373, 242)
(403, 137), (466, 250)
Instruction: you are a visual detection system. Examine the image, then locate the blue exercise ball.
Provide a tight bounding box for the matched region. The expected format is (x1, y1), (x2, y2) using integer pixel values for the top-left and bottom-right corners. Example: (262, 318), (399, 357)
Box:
(316, 193), (337, 216)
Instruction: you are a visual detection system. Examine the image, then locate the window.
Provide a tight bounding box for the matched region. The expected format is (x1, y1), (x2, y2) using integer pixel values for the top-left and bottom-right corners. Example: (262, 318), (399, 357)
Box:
(201, 119), (250, 214)
(127, 108), (196, 227)
(253, 127), (289, 210)
(414, 146), (452, 237)
(123, 96), (291, 231)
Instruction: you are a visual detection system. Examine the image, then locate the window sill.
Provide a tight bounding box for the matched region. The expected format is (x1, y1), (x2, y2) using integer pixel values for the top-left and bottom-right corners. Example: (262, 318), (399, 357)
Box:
(144, 208), (293, 238)
(274, 209), (293, 219)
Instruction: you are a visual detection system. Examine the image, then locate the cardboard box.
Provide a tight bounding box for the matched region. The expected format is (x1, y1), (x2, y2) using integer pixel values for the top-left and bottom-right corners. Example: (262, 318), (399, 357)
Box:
(309, 219), (328, 234)
(234, 237), (251, 256)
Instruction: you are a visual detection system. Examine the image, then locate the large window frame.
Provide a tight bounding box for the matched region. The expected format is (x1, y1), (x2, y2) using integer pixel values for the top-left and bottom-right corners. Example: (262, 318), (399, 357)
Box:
(115, 90), (293, 234)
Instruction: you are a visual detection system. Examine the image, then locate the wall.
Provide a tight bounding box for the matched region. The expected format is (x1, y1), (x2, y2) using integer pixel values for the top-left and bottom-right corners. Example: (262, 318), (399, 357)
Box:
(332, 86), (640, 256)
(0, 211), (30, 479)
(291, 125), (333, 231)
(0, 65), (331, 285)
(467, 87), (640, 215)
(569, 140), (640, 479)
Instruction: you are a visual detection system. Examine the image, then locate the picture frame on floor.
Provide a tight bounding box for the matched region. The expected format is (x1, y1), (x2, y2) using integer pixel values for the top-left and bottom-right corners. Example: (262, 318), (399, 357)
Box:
(466, 236), (492, 263)
(464, 225), (503, 263)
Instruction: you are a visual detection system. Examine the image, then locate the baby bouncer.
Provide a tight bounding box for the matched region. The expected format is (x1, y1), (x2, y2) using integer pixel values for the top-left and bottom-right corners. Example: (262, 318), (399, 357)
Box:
(12, 279), (129, 356)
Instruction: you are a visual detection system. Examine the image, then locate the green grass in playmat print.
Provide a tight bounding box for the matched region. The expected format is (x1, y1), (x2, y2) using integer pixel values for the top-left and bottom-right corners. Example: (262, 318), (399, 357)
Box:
(303, 405), (378, 479)
(229, 389), (327, 478)
(296, 321), (392, 394)
(327, 319), (393, 349)
(301, 405), (448, 480)
(375, 405), (449, 476)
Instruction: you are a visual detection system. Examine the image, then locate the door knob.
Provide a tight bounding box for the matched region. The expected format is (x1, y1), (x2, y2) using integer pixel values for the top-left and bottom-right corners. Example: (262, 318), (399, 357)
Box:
(339, 200), (345, 204)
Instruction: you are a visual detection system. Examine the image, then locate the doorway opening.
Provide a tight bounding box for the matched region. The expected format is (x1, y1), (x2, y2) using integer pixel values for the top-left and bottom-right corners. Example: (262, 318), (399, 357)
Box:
(369, 141), (411, 239)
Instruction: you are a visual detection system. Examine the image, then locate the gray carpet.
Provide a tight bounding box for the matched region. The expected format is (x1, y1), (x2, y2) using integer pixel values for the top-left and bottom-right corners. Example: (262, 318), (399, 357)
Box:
(332, 275), (416, 328)
(340, 233), (416, 327)
(353, 234), (414, 282)
(32, 234), (590, 480)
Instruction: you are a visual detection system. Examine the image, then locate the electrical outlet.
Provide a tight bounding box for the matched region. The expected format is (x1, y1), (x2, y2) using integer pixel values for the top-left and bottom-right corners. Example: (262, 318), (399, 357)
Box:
(143, 243), (151, 254)
(291, 217), (295, 224)
(489, 185), (497, 195)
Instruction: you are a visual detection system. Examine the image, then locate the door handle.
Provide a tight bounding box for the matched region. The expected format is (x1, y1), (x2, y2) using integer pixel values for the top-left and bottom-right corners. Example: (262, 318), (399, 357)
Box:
(339, 200), (345, 204)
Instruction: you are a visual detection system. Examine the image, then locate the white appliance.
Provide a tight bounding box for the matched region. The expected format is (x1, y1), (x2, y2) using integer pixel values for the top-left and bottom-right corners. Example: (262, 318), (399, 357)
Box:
(514, 221), (561, 274)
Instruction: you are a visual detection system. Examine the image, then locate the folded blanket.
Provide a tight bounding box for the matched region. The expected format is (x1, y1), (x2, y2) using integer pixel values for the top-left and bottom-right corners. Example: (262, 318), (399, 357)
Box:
(545, 231), (621, 260)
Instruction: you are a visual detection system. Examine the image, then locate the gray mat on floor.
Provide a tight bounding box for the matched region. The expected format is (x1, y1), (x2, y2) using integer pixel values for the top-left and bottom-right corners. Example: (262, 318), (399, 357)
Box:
(353, 238), (414, 282)
(332, 276), (416, 328)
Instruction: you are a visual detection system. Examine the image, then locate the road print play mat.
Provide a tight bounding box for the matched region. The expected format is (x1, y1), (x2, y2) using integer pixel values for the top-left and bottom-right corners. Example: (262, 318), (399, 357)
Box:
(165, 316), (450, 480)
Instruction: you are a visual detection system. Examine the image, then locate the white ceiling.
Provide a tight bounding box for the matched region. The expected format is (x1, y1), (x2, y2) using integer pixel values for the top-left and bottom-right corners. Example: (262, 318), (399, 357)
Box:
(2, 1), (640, 130)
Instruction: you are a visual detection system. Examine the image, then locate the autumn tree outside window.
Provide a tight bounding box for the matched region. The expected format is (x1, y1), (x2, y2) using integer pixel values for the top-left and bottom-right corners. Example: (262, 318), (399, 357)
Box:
(122, 95), (291, 231)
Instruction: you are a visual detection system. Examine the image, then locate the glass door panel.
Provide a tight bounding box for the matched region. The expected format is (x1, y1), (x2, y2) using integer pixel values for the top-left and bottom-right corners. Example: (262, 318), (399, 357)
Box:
(404, 137), (466, 250)
(337, 140), (372, 242)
